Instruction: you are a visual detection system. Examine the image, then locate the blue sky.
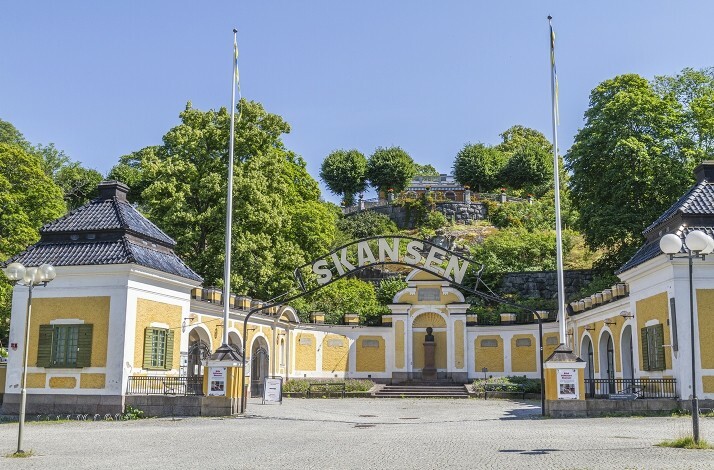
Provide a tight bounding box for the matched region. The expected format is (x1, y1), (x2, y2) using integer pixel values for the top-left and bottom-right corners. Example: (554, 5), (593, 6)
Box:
(2, 1), (713, 202)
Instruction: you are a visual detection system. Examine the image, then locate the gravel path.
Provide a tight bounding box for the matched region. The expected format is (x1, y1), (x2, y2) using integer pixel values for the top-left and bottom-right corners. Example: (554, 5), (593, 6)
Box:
(1, 398), (712, 469)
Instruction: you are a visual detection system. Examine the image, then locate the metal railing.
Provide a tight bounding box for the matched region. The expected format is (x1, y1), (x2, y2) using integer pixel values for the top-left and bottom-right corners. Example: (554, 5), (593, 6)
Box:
(584, 378), (677, 399)
(126, 375), (204, 396)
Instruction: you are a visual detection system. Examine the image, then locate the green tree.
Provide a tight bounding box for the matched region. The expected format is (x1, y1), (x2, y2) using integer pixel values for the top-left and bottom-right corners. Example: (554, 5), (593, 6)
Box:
(36, 143), (103, 210)
(366, 146), (416, 194)
(319, 149), (368, 206)
(375, 278), (408, 305)
(654, 67), (714, 158)
(414, 163), (440, 176)
(500, 142), (552, 193)
(109, 101), (336, 300)
(293, 278), (383, 324)
(496, 125), (552, 155)
(0, 143), (66, 339)
(452, 143), (507, 192)
(335, 210), (397, 242)
(566, 74), (697, 271)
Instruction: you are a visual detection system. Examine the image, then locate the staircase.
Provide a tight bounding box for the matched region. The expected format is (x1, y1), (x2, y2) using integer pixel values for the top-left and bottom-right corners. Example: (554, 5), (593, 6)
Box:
(372, 382), (470, 399)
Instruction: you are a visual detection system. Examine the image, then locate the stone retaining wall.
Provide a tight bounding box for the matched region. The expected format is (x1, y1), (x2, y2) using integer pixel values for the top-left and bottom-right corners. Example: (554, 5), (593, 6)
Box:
(360, 202), (488, 229)
(500, 269), (594, 300)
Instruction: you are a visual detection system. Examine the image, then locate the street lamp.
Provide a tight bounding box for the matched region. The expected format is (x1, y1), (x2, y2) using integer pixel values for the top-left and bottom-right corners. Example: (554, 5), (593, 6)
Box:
(4, 262), (56, 455)
(660, 230), (714, 444)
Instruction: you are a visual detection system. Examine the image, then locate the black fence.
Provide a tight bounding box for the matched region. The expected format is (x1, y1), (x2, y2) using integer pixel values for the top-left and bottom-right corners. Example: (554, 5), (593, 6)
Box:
(584, 378), (677, 399)
(127, 375), (204, 396)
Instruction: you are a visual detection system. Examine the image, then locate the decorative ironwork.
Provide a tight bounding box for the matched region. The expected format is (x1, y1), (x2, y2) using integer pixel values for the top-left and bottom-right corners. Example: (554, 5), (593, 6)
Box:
(584, 378), (677, 399)
(126, 375), (204, 396)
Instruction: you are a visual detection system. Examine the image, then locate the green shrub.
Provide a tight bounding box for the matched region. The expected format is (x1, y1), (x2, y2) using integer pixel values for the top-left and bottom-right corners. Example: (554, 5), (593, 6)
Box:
(122, 405), (145, 420)
(423, 211), (448, 230)
(472, 375), (541, 394)
(282, 378), (374, 394)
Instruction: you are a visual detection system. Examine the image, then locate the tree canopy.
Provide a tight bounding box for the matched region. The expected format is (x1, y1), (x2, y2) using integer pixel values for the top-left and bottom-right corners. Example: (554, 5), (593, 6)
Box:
(366, 146), (416, 194)
(319, 149), (368, 206)
(566, 73), (699, 270)
(109, 100), (337, 299)
(453, 143), (506, 192)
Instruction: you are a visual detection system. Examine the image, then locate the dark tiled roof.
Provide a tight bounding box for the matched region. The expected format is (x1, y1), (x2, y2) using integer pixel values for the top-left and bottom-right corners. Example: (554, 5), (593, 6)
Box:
(617, 226), (714, 275)
(42, 198), (175, 247)
(643, 181), (714, 235)
(5, 239), (202, 282)
(3, 181), (201, 282)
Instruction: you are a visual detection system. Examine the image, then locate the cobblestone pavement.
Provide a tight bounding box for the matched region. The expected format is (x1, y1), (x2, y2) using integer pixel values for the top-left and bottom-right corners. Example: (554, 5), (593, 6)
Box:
(1, 398), (713, 469)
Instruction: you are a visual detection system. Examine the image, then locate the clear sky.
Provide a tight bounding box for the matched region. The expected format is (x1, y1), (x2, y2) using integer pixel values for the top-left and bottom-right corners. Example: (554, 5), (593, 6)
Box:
(2, 1), (713, 203)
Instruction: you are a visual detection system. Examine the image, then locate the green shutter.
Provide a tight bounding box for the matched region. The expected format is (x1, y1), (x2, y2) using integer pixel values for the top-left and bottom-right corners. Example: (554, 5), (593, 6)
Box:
(640, 327), (650, 371)
(76, 324), (93, 368)
(37, 325), (53, 367)
(143, 328), (154, 369)
(654, 323), (666, 371)
(164, 330), (175, 370)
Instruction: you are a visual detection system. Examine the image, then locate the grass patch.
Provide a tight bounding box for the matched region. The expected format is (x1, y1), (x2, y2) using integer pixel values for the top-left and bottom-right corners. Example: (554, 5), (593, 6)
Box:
(656, 436), (713, 449)
(5, 450), (34, 458)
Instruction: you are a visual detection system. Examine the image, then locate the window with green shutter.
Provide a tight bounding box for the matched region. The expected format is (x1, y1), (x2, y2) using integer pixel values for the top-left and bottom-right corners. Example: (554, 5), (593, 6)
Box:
(143, 328), (174, 370)
(36, 324), (93, 368)
(641, 324), (666, 371)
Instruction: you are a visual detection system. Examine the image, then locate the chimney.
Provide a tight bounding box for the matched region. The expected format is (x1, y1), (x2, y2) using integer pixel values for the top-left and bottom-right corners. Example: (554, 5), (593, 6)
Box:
(97, 180), (130, 202)
(694, 161), (714, 184)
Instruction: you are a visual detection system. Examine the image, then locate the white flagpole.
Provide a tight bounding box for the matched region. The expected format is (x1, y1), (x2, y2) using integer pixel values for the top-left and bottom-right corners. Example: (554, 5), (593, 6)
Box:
(222, 28), (238, 348)
(548, 16), (567, 346)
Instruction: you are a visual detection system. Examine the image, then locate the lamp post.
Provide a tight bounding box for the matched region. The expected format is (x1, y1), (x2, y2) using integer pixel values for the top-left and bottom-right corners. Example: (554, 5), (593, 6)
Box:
(660, 230), (714, 444)
(3, 262), (56, 455)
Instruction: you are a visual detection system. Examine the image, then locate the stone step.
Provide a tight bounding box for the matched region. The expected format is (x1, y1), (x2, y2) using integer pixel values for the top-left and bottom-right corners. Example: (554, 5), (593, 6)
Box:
(373, 394), (469, 399)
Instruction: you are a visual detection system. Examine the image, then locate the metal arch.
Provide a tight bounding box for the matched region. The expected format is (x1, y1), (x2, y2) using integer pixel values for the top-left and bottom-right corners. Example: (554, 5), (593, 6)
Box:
(241, 244), (547, 415)
(292, 234), (482, 291)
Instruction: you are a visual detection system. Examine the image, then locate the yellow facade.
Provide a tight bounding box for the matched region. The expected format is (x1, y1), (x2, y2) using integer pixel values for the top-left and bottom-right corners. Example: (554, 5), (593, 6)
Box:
(295, 332), (316, 371)
(703, 376), (714, 394)
(395, 321), (405, 369)
(30, 296), (110, 368)
(543, 333), (560, 359)
(697, 289), (714, 369)
(134, 298), (182, 370)
(412, 312), (446, 328)
(454, 320), (464, 369)
(49, 376), (77, 388)
(475, 335), (504, 372)
(635, 292), (671, 371)
(511, 334), (536, 372)
(80, 373), (106, 389)
(412, 331), (447, 369)
(356, 336), (386, 372)
(321, 334), (349, 373)
(27, 373), (46, 388)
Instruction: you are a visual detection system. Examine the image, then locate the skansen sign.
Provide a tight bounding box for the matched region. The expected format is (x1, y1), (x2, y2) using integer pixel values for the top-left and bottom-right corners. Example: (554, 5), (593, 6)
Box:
(308, 237), (471, 286)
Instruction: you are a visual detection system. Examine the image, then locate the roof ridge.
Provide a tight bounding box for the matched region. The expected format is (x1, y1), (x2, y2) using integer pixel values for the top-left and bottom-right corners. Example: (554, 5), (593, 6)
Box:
(642, 180), (706, 235)
(113, 196), (129, 229)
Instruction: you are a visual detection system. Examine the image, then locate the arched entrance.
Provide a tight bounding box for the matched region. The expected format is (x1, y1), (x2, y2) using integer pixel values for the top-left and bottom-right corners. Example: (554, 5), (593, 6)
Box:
(187, 327), (211, 378)
(228, 331), (243, 355)
(411, 312), (447, 380)
(599, 331), (615, 393)
(621, 325), (634, 384)
(250, 336), (269, 396)
(581, 335), (594, 397)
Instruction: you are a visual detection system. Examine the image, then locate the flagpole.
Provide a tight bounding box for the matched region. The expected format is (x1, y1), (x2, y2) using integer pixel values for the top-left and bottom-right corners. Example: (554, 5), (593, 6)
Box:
(548, 16), (567, 346)
(222, 28), (238, 348)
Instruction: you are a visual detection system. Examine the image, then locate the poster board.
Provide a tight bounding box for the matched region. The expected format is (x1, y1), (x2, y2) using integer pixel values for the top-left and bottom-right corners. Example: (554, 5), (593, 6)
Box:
(557, 368), (578, 400)
(263, 376), (283, 404)
(208, 367), (227, 396)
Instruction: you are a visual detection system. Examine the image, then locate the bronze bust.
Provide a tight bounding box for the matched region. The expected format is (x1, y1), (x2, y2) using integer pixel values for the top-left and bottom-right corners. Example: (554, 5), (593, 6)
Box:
(425, 327), (435, 342)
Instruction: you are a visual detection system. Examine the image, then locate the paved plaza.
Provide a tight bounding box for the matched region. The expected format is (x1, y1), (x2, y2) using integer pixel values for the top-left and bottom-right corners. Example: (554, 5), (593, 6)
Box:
(1, 398), (713, 469)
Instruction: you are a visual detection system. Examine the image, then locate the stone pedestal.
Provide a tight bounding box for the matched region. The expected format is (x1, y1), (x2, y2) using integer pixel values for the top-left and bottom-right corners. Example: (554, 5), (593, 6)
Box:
(422, 342), (437, 381)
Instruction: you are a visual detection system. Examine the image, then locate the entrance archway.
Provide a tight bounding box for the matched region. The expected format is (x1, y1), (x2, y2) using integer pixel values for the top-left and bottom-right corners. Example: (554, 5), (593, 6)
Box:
(411, 312), (447, 380)
(599, 331), (615, 393)
(250, 336), (269, 396)
(581, 335), (594, 397)
(228, 331), (242, 354)
(621, 325), (634, 383)
(187, 327), (211, 378)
